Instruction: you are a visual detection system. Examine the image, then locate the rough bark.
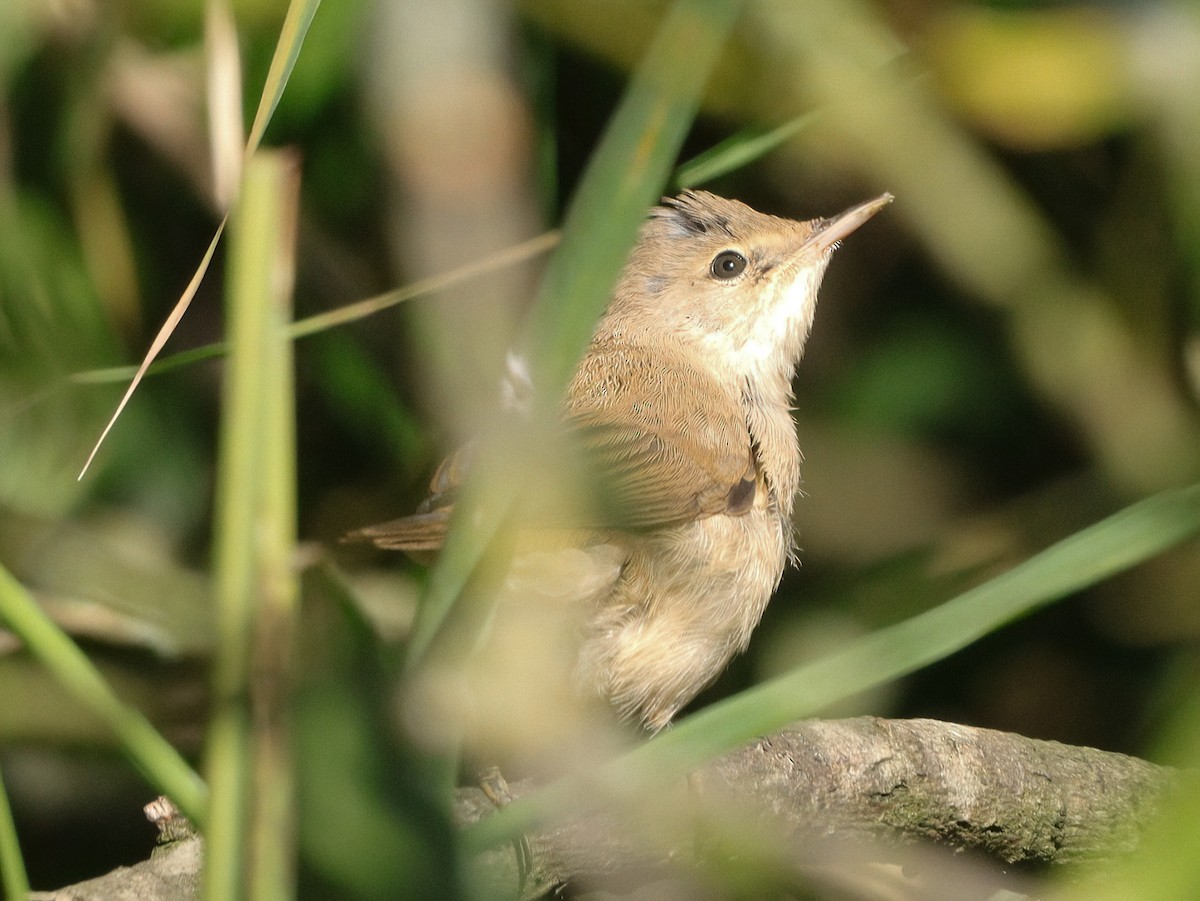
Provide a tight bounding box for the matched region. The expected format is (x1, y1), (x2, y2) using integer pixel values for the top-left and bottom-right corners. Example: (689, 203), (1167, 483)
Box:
(30, 836), (203, 901)
(35, 717), (1176, 900)
(460, 717), (1175, 896)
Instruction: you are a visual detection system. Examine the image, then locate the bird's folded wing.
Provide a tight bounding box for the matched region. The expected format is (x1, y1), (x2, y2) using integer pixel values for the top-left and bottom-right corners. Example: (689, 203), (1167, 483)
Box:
(345, 342), (756, 551)
(565, 342), (755, 530)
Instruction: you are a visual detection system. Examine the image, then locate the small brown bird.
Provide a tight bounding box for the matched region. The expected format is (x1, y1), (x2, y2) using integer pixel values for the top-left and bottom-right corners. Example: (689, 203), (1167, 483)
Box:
(350, 190), (891, 739)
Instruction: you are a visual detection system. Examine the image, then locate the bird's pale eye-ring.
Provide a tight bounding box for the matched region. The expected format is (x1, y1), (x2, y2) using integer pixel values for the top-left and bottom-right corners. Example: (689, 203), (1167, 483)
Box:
(710, 249), (747, 280)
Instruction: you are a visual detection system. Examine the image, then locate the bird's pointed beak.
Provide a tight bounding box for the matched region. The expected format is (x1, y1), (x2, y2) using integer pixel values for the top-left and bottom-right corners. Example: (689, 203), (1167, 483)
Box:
(805, 193), (893, 256)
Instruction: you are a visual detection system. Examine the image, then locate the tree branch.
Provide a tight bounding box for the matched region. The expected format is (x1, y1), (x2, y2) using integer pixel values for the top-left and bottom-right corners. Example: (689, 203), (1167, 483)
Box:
(36, 717), (1176, 900)
(459, 717), (1176, 895)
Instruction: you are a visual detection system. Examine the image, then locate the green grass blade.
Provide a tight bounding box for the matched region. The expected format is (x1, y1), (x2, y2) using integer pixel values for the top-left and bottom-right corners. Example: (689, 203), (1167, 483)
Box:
(0, 563), (208, 822)
(246, 160), (300, 901)
(0, 764), (29, 901)
(643, 483), (1200, 767)
(465, 483), (1200, 849)
(247, 0), (322, 152)
(674, 112), (819, 189)
(524, 0), (746, 390)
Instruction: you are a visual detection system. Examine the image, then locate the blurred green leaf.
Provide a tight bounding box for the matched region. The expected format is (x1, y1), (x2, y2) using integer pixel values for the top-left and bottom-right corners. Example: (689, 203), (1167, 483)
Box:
(0, 561), (207, 821)
(0, 190), (117, 513)
(0, 764), (29, 901)
(297, 683), (462, 901)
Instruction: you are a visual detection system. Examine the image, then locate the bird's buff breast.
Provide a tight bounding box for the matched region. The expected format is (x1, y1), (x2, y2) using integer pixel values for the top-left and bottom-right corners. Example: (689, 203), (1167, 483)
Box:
(579, 505), (790, 731)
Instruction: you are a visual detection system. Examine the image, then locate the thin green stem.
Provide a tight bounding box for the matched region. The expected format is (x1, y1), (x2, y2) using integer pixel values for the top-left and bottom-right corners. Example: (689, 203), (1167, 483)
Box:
(204, 149), (300, 901)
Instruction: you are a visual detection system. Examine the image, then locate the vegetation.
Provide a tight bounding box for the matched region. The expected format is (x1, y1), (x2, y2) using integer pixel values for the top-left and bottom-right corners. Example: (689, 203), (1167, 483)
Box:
(1, 0), (1199, 897)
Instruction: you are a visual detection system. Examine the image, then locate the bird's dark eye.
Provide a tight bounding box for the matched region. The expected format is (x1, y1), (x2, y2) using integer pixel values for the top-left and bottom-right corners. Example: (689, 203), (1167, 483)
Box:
(710, 250), (747, 280)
